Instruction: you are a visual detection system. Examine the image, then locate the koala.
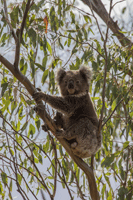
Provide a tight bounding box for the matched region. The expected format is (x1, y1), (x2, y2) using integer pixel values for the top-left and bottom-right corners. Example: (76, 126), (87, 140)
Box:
(33, 66), (101, 158)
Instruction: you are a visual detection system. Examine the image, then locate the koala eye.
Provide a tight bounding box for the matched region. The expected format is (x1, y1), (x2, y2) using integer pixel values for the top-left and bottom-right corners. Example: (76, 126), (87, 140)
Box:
(76, 80), (80, 84)
(64, 80), (67, 84)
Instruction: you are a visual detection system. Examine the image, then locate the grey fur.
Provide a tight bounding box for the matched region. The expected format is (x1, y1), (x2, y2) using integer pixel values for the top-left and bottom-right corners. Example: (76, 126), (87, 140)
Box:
(34, 66), (101, 158)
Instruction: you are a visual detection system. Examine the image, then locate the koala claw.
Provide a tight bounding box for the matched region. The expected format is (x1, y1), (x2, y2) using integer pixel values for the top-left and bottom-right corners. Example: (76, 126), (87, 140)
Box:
(71, 142), (78, 148)
(42, 124), (49, 132)
(33, 92), (45, 102)
(55, 130), (64, 138)
(34, 104), (45, 114)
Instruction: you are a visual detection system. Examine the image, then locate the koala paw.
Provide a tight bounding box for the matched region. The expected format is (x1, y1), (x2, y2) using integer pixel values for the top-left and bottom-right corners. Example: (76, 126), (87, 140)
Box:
(71, 142), (78, 148)
(54, 112), (64, 129)
(34, 104), (45, 114)
(33, 92), (45, 102)
(42, 124), (49, 132)
(55, 130), (64, 138)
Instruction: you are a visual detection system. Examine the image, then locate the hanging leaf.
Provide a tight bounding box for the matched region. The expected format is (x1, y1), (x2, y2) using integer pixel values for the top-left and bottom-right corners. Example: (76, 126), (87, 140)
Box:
(42, 69), (49, 84)
(43, 16), (48, 33)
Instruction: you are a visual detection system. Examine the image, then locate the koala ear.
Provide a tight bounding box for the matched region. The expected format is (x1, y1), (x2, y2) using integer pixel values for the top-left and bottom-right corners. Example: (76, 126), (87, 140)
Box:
(79, 65), (92, 83)
(55, 68), (66, 84)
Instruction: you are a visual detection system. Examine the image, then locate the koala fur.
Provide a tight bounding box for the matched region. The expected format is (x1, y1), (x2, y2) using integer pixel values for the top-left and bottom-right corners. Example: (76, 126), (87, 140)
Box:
(34, 66), (101, 158)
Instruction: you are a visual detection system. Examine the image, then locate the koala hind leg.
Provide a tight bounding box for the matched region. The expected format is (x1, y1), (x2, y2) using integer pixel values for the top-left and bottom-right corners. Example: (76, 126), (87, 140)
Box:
(54, 112), (64, 129)
(42, 112), (64, 132)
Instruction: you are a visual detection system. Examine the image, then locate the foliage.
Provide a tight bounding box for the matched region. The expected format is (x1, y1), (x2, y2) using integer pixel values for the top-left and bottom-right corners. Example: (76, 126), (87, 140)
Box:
(0, 0), (133, 199)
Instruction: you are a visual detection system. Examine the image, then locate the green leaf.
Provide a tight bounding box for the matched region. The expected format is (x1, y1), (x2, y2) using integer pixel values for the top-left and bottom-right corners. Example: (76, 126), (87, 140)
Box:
(84, 15), (92, 23)
(59, 145), (63, 156)
(35, 117), (40, 130)
(47, 41), (52, 54)
(20, 58), (27, 75)
(2, 100), (10, 112)
(123, 141), (129, 149)
(62, 159), (68, 175)
(76, 57), (80, 67)
(30, 57), (35, 78)
(10, 6), (19, 28)
(49, 70), (55, 90)
(92, 61), (98, 71)
(35, 63), (45, 71)
(38, 154), (43, 164)
(11, 101), (17, 115)
(111, 99), (116, 110)
(72, 48), (78, 54)
(28, 28), (36, 48)
(0, 182), (3, 194)
(1, 172), (8, 185)
(50, 6), (58, 32)
(42, 69), (49, 84)
(34, 157), (39, 163)
(102, 184), (106, 199)
(1, 77), (8, 96)
(68, 33), (71, 47)
(118, 187), (128, 198)
(70, 11), (75, 24)
(10, 148), (14, 156)
(20, 121), (28, 133)
(58, 38), (64, 49)
(17, 173), (22, 185)
(42, 56), (47, 70)
(28, 124), (36, 138)
(101, 154), (115, 167)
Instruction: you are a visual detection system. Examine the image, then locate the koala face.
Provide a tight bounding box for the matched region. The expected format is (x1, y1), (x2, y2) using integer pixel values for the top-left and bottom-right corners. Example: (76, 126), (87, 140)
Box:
(56, 66), (92, 96)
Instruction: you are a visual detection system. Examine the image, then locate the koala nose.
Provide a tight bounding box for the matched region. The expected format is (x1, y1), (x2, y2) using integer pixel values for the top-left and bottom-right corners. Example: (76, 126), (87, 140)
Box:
(68, 80), (74, 89)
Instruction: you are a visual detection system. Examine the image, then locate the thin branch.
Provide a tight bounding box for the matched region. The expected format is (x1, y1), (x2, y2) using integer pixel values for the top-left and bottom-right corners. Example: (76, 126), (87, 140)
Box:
(102, 84), (133, 127)
(17, 166), (38, 200)
(0, 54), (35, 95)
(0, 154), (53, 193)
(57, 32), (105, 59)
(81, 0), (133, 47)
(3, 0), (17, 42)
(0, 126), (53, 199)
(112, 0), (126, 10)
(111, 165), (123, 184)
(65, 157), (86, 200)
(57, 159), (73, 200)
(14, 0), (33, 69)
(124, 148), (130, 187)
(49, 134), (57, 197)
(98, 0), (113, 133)
(89, 3), (104, 41)
(20, 0), (33, 40)
(0, 2), (100, 195)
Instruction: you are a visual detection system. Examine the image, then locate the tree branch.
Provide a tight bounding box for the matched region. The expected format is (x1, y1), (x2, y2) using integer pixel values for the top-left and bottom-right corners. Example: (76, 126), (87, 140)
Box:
(0, 52), (100, 199)
(3, 0), (17, 42)
(0, 54), (35, 95)
(0, 1), (100, 198)
(81, 0), (133, 48)
(102, 84), (133, 128)
(14, 0), (33, 69)
(20, 0), (33, 40)
(98, 0), (113, 134)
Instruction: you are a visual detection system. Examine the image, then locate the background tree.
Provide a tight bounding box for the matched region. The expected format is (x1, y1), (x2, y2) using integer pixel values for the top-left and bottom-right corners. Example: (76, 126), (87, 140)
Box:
(0, 0), (133, 200)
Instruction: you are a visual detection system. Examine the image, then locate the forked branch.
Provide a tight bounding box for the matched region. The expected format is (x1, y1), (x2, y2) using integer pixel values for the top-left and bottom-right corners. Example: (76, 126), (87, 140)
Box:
(0, 53), (100, 200)
(0, 1), (100, 199)
(81, 0), (133, 48)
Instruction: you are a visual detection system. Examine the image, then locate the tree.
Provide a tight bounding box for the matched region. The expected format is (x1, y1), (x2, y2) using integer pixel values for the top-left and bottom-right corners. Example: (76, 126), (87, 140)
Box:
(0, 0), (132, 199)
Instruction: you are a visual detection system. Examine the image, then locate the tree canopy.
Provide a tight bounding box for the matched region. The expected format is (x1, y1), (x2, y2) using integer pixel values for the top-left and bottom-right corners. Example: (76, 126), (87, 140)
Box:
(0, 0), (133, 200)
